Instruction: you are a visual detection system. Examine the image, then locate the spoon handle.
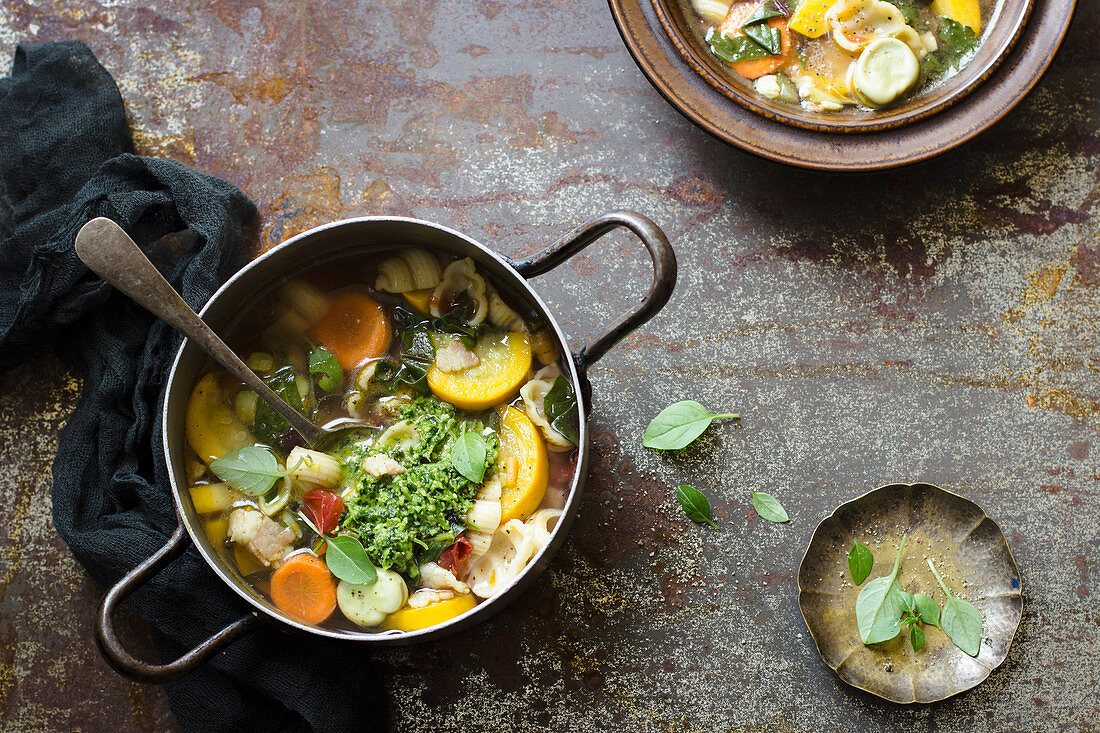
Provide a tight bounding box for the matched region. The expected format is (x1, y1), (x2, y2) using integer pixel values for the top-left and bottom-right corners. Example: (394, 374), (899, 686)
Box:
(75, 218), (323, 446)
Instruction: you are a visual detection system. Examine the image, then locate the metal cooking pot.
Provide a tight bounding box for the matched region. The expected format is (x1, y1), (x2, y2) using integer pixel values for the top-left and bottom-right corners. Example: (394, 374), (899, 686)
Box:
(95, 211), (676, 683)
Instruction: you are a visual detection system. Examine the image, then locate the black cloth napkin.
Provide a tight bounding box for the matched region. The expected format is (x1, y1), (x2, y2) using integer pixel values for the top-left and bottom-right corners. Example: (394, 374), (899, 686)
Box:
(0, 41), (386, 732)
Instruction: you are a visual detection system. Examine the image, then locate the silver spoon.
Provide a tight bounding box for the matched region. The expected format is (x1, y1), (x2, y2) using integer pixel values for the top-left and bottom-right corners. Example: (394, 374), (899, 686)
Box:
(75, 217), (358, 448)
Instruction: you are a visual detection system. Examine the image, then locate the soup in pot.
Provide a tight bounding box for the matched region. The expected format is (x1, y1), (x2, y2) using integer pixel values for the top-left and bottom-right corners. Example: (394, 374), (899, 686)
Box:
(185, 249), (579, 632)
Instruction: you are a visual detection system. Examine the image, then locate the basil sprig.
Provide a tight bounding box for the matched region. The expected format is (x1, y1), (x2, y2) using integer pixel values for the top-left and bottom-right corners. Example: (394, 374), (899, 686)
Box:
(856, 534), (910, 644)
(928, 559), (984, 656)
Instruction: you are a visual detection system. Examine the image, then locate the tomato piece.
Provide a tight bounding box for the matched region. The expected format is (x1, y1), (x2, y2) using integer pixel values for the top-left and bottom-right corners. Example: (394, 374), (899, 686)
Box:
(303, 489), (345, 535)
(436, 536), (473, 578)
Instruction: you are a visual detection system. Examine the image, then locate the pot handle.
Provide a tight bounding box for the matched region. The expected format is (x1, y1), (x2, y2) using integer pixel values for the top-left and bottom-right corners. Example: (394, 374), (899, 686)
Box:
(95, 524), (260, 684)
(509, 210), (676, 396)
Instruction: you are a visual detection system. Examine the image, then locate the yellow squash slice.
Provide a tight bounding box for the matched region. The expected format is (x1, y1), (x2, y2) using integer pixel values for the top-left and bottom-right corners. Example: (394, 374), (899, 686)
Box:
(930, 0), (981, 33)
(185, 374), (253, 464)
(427, 332), (531, 411)
(496, 405), (549, 523)
(381, 593), (477, 632)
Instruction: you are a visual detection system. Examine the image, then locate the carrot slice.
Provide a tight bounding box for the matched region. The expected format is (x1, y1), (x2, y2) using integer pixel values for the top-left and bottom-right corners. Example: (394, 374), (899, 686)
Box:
(310, 292), (391, 370)
(269, 555), (337, 625)
(719, 3), (794, 80)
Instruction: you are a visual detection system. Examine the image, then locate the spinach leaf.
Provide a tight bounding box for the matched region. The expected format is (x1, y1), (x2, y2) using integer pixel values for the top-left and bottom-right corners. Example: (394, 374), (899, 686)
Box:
(325, 535), (378, 585)
(848, 540), (874, 585)
(913, 593), (941, 627)
(544, 376), (579, 446)
(896, 1), (917, 25)
(856, 535), (909, 644)
(677, 485), (718, 528)
(309, 345), (343, 393)
(745, 3), (785, 25)
(742, 22), (782, 55)
(434, 291), (486, 349)
(750, 491), (789, 523)
(210, 446), (286, 496)
(451, 431), (488, 484)
(938, 18), (979, 69)
(643, 400), (739, 450)
(252, 364), (308, 445)
(928, 559), (984, 656)
(706, 27), (776, 64)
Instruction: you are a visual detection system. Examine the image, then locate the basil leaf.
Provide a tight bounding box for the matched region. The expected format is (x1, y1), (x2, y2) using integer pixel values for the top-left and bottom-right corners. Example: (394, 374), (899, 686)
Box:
(706, 27), (775, 64)
(210, 446), (285, 496)
(928, 559), (983, 656)
(750, 491), (788, 523)
(642, 400), (739, 450)
(848, 540), (874, 585)
(910, 623), (925, 652)
(913, 593), (940, 628)
(856, 535), (908, 644)
(325, 535), (378, 585)
(544, 376), (579, 446)
(744, 3), (784, 25)
(742, 23), (781, 56)
(451, 431), (488, 484)
(677, 485), (717, 528)
(309, 345), (343, 393)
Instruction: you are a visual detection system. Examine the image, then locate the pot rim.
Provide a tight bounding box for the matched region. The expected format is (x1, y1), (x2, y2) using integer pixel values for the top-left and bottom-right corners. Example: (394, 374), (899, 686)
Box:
(163, 215), (590, 641)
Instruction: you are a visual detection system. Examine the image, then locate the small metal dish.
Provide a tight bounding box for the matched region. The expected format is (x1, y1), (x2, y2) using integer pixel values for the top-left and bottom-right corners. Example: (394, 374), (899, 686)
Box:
(798, 482), (1022, 703)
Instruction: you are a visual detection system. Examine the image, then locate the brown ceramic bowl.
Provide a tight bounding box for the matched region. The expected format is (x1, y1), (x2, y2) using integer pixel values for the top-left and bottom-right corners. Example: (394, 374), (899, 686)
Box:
(656, 0), (1033, 133)
(608, 0), (1076, 168)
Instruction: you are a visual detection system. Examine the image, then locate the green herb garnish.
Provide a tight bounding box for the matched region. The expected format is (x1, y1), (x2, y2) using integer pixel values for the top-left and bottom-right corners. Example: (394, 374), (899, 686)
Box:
(643, 400), (739, 450)
(544, 376), (579, 446)
(706, 27), (776, 64)
(856, 534), (910, 644)
(210, 446), (287, 496)
(451, 430), (488, 484)
(309, 345), (343, 393)
(848, 540), (874, 585)
(324, 535), (378, 585)
(742, 21), (782, 55)
(928, 559), (984, 656)
(750, 491), (788, 523)
(677, 485), (718, 528)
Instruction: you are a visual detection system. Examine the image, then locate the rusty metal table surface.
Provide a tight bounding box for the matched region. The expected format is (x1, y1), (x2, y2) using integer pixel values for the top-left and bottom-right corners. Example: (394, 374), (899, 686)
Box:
(1, 1), (1098, 731)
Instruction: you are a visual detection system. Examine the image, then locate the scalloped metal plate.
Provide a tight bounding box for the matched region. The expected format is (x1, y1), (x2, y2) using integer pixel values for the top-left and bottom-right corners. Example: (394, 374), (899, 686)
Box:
(798, 482), (1022, 703)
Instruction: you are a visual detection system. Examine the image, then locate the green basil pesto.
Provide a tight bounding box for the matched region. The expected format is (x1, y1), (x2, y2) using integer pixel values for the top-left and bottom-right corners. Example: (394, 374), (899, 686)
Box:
(334, 396), (498, 577)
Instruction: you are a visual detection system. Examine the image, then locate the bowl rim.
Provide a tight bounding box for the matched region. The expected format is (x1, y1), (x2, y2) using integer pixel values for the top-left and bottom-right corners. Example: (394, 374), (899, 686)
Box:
(607, 0), (1077, 169)
(652, 0), (1035, 134)
(163, 215), (590, 642)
